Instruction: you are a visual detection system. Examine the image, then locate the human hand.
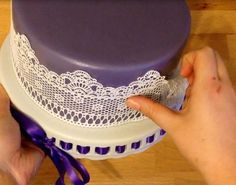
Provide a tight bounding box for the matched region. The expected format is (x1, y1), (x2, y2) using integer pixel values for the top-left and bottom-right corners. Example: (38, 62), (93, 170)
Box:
(126, 47), (236, 185)
(0, 85), (44, 185)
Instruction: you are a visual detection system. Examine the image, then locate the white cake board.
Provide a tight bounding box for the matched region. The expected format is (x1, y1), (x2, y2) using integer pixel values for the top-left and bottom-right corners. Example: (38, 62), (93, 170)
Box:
(0, 36), (163, 160)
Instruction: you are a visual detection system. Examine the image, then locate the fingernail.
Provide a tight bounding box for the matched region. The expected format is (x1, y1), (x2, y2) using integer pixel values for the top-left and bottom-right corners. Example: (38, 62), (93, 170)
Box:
(126, 98), (141, 110)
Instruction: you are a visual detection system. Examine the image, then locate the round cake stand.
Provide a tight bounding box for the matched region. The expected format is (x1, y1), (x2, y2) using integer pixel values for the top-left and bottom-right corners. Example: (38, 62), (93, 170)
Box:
(0, 36), (165, 160)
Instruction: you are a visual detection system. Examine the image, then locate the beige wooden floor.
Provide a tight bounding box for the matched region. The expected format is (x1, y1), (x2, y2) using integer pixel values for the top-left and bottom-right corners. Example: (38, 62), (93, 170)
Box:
(0, 1), (236, 185)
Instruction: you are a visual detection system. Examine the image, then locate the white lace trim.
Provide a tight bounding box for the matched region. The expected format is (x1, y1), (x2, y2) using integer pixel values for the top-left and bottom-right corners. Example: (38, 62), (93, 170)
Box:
(10, 30), (188, 128)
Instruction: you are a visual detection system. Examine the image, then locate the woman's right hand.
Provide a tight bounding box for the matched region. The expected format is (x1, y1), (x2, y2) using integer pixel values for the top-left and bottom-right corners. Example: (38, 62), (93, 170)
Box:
(126, 47), (236, 185)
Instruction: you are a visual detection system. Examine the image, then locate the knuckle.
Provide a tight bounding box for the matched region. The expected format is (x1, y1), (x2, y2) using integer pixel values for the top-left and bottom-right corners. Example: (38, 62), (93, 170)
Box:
(183, 51), (196, 62)
(142, 100), (157, 118)
(195, 47), (214, 59)
(202, 46), (214, 53)
(142, 101), (153, 115)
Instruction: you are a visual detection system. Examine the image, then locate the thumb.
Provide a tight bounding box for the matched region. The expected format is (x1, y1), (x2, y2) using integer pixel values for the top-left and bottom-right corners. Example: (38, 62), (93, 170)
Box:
(21, 140), (45, 178)
(7, 141), (45, 185)
(0, 84), (10, 117)
(126, 96), (179, 132)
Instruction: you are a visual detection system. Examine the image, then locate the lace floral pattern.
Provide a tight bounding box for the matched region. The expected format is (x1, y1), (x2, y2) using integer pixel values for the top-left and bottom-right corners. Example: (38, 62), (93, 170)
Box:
(10, 30), (188, 128)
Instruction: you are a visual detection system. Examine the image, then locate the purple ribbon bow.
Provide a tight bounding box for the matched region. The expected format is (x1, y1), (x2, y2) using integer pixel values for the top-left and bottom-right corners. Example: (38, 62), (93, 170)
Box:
(10, 106), (90, 185)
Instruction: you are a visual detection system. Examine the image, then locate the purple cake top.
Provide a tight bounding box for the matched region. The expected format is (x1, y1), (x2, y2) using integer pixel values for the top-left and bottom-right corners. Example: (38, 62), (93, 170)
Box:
(12, 0), (190, 87)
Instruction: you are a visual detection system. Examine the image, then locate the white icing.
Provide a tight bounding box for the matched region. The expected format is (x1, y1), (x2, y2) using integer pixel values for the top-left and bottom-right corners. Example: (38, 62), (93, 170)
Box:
(10, 30), (188, 128)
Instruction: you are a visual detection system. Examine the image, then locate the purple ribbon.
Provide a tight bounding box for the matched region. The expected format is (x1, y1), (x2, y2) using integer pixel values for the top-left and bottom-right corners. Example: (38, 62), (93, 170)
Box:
(10, 107), (90, 185)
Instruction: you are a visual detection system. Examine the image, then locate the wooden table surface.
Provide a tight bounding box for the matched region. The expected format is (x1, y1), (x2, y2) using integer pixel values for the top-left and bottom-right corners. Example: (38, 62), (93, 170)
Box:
(0, 1), (236, 185)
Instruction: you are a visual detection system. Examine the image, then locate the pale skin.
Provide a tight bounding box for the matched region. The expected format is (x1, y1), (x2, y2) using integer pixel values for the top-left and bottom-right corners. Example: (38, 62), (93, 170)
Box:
(0, 47), (235, 185)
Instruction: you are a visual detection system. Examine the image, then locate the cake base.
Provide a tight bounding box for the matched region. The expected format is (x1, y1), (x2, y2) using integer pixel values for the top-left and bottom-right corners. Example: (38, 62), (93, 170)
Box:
(0, 36), (165, 160)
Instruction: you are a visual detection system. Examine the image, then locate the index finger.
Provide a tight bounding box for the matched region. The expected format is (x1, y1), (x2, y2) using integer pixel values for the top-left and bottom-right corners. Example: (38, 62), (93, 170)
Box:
(180, 47), (219, 86)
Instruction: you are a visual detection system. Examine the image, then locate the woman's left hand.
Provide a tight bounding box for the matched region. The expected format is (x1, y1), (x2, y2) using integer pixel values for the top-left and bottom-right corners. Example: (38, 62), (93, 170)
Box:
(0, 84), (44, 185)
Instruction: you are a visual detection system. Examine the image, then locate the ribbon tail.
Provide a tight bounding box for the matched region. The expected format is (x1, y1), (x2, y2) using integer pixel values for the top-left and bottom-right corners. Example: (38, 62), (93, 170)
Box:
(48, 147), (67, 185)
(55, 148), (86, 185)
(61, 150), (90, 184)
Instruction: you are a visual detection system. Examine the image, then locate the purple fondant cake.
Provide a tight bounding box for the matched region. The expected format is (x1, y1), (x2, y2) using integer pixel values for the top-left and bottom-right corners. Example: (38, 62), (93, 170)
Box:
(0, 1), (191, 183)
(0, 0), (190, 165)
(13, 0), (190, 87)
